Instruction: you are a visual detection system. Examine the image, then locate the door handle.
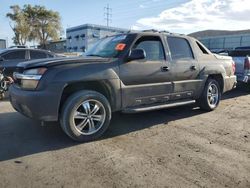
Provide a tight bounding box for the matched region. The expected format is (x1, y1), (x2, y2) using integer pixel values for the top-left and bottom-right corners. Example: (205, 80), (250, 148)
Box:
(161, 66), (170, 71)
(190, 65), (197, 70)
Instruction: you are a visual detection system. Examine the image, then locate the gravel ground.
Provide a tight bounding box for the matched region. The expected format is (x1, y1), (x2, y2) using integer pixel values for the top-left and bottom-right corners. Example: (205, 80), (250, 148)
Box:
(0, 89), (249, 188)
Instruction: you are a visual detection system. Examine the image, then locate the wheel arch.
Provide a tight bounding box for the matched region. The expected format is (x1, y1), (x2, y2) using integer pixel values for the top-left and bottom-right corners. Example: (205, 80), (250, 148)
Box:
(59, 80), (120, 115)
(207, 74), (224, 93)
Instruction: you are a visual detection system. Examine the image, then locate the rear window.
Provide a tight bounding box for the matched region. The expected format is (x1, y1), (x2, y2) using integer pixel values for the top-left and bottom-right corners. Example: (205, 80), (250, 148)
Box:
(30, 51), (47, 59)
(228, 50), (250, 57)
(167, 37), (194, 60)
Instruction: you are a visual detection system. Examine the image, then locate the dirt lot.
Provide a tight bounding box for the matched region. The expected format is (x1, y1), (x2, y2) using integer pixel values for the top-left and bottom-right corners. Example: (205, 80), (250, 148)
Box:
(0, 89), (250, 188)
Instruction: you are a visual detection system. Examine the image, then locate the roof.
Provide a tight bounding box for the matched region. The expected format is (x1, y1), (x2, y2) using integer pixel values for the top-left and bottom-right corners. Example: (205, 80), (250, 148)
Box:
(48, 39), (66, 44)
(87, 30), (191, 41)
(0, 48), (53, 54)
(131, 29), (189, 39)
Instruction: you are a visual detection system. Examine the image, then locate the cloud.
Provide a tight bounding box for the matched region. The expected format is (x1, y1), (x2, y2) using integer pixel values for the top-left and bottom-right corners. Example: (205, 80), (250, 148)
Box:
(132, 0), (250, 34)
(139, 4), (146, 9)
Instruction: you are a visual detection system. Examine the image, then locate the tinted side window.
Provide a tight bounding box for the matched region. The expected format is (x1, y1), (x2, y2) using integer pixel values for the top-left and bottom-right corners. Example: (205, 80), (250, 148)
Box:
(167, 37), (194, 60)
(196, 41), (209, 54)
(133, 37), (165, 61)
(30, 51), (47, 59)
(2, 50), (26, 60)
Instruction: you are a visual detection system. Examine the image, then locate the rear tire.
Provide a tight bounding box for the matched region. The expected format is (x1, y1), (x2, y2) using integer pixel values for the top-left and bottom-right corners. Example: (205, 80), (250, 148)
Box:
(60, 90), (111, 142)
(197, 79), (221, 111)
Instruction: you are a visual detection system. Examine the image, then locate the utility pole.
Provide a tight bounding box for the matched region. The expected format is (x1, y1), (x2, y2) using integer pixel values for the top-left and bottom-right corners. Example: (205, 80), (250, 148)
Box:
(104, 4), (112, 27)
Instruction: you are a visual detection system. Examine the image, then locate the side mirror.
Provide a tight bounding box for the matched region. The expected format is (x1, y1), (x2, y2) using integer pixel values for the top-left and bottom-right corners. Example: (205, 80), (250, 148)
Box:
(128, 49), (146, 61)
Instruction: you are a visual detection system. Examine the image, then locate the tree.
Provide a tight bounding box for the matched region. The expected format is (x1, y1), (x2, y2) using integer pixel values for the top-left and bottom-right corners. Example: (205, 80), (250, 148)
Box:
(6, 5), (31, 45)
(23, 5), (62, 49)
(6, 4), (63, 48)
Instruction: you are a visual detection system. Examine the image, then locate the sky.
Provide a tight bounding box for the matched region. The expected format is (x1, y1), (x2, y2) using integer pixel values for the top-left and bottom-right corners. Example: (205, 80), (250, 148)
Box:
(1, 0), (250, 46)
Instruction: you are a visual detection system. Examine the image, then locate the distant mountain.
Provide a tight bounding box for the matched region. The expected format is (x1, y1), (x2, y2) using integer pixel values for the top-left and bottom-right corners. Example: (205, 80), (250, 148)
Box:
(189, 29), (250, 38)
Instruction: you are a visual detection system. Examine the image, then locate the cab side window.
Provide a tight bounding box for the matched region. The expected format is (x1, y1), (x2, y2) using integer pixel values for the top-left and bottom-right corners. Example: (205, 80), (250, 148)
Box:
(167, 37), (194, 60)
(196, 41), (209, 55)
(133, 37), (165, 61)
(2, 50), (26, 60)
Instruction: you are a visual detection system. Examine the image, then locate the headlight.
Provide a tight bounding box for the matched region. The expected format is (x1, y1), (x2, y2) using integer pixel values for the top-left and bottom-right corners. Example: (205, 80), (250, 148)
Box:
(24, 68), (47, 75)
(14, 67), (47, 90)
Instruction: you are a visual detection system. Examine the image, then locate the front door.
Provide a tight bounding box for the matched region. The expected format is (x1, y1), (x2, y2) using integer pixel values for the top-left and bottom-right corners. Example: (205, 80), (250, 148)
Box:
(119, 36), (173, 108)
(0, 50), (27, 76)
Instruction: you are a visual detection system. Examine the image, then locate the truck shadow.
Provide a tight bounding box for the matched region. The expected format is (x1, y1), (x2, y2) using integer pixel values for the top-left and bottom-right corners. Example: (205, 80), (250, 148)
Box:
(0, 89), (248, 162)
(105, 105), (201, 139)
(0, 105), (202, 162)
(0, 112), (76, 162)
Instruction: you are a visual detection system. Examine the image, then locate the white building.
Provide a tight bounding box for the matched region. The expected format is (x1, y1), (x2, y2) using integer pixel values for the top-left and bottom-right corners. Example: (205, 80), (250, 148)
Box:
(199, 34), (250, 50)
(66, 24), (128, 52)
(0, 39), (6, 49)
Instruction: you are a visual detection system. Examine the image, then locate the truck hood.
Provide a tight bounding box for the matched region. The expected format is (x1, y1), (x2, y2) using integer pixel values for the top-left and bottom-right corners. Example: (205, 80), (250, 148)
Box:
(17, 56), (110, 69)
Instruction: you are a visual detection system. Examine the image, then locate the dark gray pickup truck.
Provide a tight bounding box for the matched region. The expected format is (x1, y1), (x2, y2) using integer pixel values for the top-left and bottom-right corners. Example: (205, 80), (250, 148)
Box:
(9, 31), (237, 142)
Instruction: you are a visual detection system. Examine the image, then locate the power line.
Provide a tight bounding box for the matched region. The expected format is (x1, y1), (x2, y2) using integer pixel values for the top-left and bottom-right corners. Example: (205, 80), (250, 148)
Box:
(104, 4), (112, 27)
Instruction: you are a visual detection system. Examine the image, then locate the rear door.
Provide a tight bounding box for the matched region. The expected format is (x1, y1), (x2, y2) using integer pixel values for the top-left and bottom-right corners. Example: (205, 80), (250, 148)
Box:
(166, 36), (200, 99)
(119, 35), (173, 108)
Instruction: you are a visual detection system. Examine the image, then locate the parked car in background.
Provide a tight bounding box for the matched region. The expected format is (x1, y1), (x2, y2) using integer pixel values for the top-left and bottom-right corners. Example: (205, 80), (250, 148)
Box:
(0, 48), (58, 77)
(228, 49), (250, 86)
(210, 49), (229, 56)
(9, 31), (236, 142)
(235, 46), (250, 50)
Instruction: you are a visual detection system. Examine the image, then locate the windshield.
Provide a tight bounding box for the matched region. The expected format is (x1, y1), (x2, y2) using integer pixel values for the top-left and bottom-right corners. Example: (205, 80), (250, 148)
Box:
(85, 35), (127, 58)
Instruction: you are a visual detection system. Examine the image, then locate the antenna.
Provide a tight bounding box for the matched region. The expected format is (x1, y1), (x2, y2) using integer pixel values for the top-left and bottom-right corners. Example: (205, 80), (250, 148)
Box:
(104, 4), (112, 27)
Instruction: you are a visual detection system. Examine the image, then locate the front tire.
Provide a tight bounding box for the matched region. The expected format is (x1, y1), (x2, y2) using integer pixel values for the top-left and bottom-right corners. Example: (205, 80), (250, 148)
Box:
(60, 90), (111, 142)
(197, 79), (221, 111)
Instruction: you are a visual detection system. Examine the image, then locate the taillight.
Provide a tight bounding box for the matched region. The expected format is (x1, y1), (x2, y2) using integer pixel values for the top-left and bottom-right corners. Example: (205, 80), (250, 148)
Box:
(244, 58), (250, 70)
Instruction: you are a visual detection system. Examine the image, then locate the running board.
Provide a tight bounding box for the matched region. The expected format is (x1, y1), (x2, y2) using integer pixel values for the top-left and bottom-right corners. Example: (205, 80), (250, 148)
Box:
(122, 100), (196, 113)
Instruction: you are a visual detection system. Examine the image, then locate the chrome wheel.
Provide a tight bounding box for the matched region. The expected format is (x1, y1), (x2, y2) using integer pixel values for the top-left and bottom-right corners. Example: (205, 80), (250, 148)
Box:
(207, 83), (219, 108)
(73, 99), (106, 135)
